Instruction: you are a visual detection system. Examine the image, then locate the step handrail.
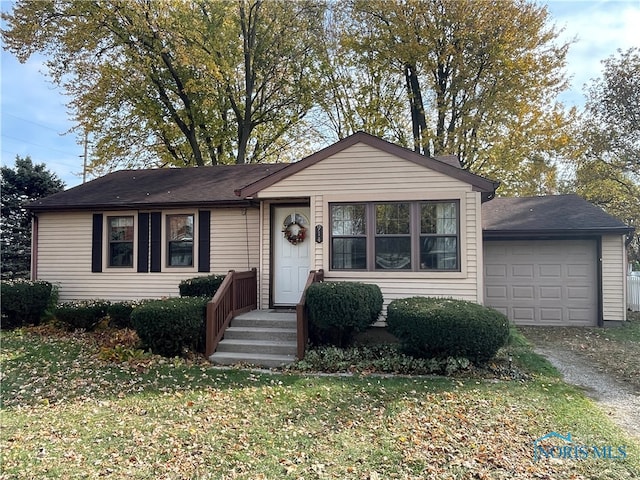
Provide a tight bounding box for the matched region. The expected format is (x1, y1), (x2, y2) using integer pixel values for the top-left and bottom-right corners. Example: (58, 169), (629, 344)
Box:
(296, 269), (324, 359)
(205, 268), (257, 357)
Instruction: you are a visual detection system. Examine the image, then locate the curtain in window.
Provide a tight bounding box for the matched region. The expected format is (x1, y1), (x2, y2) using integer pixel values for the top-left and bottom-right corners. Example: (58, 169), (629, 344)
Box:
(331, 205), (366, 269)
(375, 203), (411, 270)
(420, 202), (457, 270)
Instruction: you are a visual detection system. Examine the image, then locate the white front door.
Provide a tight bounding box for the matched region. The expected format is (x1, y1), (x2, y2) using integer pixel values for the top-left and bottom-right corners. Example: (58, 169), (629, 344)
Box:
(273, 206), (311, 306)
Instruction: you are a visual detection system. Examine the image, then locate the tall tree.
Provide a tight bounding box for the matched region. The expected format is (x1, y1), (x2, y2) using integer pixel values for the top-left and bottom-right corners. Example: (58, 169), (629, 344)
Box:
(311, 3), (411, 145)
(1, 157), (65, 279)
(571, 48), (640, 262)
(582, 47), (640, 179)
(322, 0), (576, 194)
(2, 0), (325, 173)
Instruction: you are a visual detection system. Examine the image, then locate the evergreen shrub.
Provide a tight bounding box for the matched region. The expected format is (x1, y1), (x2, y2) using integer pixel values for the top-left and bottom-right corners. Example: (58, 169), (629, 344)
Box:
(131, 297), (208, 357)
(386, 296), (509, 363)
(55, 300), (110, 331)
(1, 279), (53, 329)
(107, 301), (139, 329)
(306, 281), (383, 347)
(179, 275), (226, 297)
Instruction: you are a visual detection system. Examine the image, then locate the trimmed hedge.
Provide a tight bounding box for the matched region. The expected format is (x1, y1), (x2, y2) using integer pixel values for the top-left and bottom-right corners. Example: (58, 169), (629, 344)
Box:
(107, 301), (138, 329)
(55, 300), (110, 331)
(1, 280), (53, 329)
(386, 296), (509, 364)
(179, 275), (226, 297)
(306, 281), (383, 347)
(131, 297), (208, 357)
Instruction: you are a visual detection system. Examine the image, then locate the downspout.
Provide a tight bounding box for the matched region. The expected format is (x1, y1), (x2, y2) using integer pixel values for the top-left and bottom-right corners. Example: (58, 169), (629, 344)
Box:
(31, 214), (39, 280)
(596, 236), (603, 327)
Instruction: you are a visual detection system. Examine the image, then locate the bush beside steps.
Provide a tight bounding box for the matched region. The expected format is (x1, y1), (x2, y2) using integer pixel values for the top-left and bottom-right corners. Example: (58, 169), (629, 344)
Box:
(386, 296), (510, 364)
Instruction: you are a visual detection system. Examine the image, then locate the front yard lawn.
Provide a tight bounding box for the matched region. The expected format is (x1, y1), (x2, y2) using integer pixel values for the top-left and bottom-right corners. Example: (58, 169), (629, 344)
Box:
(1, 326), (639, 479)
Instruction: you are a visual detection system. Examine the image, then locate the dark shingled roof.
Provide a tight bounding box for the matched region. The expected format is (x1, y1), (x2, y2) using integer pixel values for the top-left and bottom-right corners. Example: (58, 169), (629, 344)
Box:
(28, 163), (289, 211)
(482, 194), (632, 237)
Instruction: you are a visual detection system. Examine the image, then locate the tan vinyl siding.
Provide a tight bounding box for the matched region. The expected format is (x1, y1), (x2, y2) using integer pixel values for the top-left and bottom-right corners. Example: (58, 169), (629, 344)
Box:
(602, 234), (627, 321)
(259, 202), (272, 309)
(210, 208), (260, 272)
(256, 143), (473, 198)
(254, 144), (483, 312)
(312, 194), (323, 271)
(35, 209), (262, 302)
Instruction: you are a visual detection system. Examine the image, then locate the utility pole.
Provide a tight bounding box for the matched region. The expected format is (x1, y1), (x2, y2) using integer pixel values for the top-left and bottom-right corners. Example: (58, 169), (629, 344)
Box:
(81, 131), (88, 184)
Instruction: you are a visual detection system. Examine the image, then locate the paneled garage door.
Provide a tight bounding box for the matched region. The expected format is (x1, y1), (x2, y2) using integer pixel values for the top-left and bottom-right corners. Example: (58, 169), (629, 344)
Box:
(484, 240), (597, 326)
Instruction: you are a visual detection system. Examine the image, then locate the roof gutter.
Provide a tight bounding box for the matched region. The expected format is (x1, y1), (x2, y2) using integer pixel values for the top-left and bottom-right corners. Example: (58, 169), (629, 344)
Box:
(483, 227), (634, 239)
(26, 199), (258, 213)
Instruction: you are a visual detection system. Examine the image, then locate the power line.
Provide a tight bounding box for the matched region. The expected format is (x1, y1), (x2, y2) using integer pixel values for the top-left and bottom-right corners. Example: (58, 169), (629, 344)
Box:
(0, 133), (79, 157)
(2, 112), (70, 133)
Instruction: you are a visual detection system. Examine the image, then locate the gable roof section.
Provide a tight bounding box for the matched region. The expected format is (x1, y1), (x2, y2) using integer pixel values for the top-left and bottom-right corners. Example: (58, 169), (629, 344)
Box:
(236, 131), (499, 199)
(28, 163), (289, 212)
(482, 194), (633, 237)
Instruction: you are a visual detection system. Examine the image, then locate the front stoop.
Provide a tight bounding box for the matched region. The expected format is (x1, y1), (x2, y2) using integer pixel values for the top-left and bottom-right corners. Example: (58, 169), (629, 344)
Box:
(209, 310), (297, 368)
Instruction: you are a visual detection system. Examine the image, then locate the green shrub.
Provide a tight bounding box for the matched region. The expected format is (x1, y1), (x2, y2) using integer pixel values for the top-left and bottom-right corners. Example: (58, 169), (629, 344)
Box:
(386, 296), (509, 364)
(179, 274), (226, 297)
(306, 281), (383, 347)
(55, 300), (110, 331)
(106, 301), (138, 329)
(131, 297), (208, 357)
(1, 279), (53, 329)
(292, 344), (470, 375)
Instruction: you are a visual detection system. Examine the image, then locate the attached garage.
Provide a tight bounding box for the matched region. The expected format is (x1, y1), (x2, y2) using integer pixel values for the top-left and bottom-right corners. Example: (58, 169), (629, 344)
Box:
(482, 195), (633, 326)
(484, 239), (597, 326)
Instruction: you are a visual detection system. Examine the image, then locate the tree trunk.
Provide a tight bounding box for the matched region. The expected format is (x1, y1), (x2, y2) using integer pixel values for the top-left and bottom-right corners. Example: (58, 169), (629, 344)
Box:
(404, 63), (429, 156)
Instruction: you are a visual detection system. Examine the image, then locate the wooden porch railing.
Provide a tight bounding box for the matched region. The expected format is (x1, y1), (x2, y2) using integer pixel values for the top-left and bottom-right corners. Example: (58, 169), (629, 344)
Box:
(296, 269), (324, 360)
(205, 269), (257, 357)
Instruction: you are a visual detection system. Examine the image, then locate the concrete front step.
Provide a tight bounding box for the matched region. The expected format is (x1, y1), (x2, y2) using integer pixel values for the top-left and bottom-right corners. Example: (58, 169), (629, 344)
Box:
(215, 339), (297, 356)
(224, 326), (297, 342)
(210, 351), (296, 369)
(231, 310), (296, 329)
(209, 310), (298, 368)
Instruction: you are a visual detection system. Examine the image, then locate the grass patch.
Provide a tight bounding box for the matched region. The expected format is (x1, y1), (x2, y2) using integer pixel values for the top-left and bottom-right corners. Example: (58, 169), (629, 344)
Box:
(504, 327), (561, 378)
(603, 311), (640, 342)
(1, 326), (639, 479)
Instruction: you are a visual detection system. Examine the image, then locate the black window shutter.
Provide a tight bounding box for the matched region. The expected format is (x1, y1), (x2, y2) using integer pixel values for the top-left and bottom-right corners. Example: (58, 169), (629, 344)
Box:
(198, 210), (211, 272)
(137, 213), (150, 272)
(150, 212), (162, 272)
(91, 213), (103, 273)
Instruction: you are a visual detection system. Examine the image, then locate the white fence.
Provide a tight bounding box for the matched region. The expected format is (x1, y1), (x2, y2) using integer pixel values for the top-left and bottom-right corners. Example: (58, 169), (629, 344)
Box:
(629, 274), (640, 312)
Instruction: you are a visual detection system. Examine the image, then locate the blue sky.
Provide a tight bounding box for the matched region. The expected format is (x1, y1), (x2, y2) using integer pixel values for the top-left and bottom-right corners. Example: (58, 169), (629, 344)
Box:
(1, 0), (639, 189)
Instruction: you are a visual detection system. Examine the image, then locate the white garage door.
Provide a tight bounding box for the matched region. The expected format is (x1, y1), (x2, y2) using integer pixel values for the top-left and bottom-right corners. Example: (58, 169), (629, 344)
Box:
(484, 240), (597, 326)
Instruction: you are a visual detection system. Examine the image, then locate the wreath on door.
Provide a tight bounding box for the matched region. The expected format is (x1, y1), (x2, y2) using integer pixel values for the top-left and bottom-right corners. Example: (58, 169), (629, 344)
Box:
(283, 215), (307, 245)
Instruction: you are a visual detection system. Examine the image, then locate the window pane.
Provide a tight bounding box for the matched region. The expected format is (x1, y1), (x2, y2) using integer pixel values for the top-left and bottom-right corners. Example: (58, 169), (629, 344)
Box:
(167, 215), (194, 266)
(109, 216), (133, 241)
(376, 203), (410, 235)
(421, 202), (457, 234)
(109, 242), (133, 267)
(108, 216), (134, 267)
(331, 238), (366, 269)
(420, 236), (458, 270)
(169, 241), (193, 266)
(168, 215), (193, 240)
(331, 204), (366, 236)
(375, 237), (411, 270)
